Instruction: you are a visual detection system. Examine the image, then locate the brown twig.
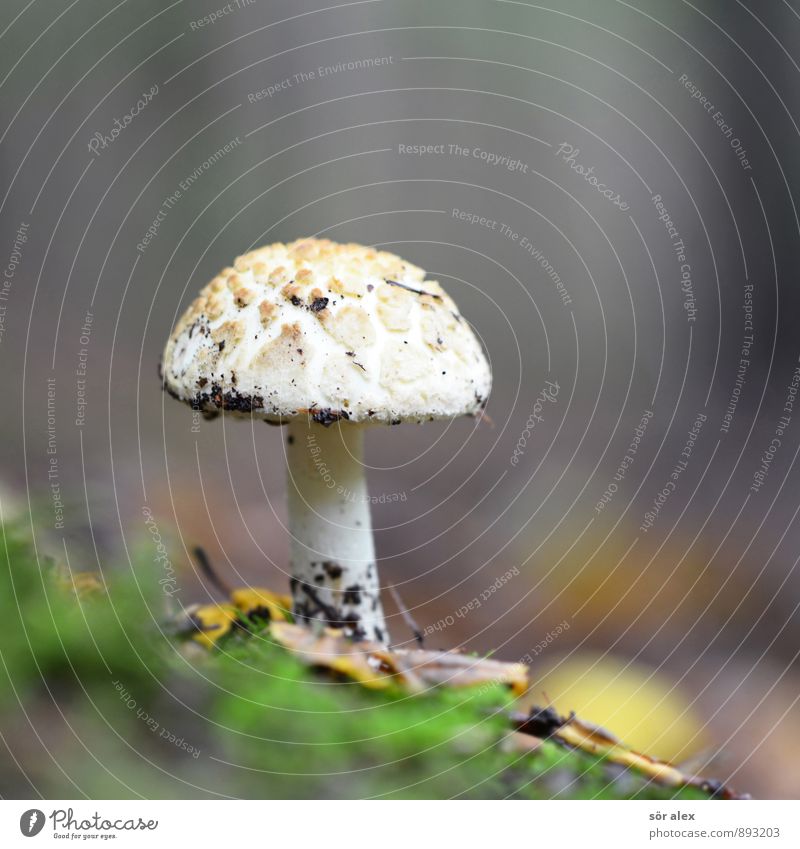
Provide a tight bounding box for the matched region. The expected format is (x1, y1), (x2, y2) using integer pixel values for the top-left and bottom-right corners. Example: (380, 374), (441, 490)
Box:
(475, 408), (495, 428)
(388, 584), (425, 647)
(192, 546), (232, 597)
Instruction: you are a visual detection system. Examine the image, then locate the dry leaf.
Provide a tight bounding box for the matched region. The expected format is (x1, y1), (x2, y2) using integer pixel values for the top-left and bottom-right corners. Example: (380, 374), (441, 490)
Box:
(270, 622), (397, 689)
(510, 706), (747, 800)
(392, 648), (529, 696)
(270, 622), (530, 695)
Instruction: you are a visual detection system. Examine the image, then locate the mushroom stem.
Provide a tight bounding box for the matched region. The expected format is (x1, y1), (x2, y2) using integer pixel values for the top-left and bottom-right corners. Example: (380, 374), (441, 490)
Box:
(286, 418), (388, 643)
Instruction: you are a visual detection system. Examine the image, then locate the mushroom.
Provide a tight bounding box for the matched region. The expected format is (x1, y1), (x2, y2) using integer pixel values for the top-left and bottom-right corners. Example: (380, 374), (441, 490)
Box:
(160, 238), (491, 642)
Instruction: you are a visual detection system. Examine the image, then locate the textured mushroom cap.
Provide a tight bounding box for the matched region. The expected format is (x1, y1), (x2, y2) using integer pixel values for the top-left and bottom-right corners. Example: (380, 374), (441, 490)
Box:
(161, 238), (491, 424)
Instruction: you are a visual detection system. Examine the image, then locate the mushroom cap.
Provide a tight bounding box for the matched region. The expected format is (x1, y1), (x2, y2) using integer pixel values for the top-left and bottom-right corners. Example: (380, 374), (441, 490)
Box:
(161, 238), (491, 424)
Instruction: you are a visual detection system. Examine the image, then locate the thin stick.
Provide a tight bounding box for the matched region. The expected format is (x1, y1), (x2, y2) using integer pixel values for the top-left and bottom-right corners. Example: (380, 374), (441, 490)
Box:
(192, 546), (232, 597)
(388, 584), (425, 647)
(475, 408), (495, 428)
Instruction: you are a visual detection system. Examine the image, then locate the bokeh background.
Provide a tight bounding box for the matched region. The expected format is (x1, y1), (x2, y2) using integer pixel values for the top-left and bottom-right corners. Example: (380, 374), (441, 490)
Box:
(2, 0), (800, 798)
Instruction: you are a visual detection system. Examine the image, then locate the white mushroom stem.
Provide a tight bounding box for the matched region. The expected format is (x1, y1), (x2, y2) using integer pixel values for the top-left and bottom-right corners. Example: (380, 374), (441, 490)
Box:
(286, 417), (388, 643)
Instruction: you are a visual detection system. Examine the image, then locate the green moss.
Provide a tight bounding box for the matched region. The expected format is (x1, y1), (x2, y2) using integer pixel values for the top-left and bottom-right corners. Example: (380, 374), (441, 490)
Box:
(0, 523), (706, 800)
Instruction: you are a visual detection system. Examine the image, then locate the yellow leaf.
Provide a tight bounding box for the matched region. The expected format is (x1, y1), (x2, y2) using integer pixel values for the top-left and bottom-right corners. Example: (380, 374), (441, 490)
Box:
(230, 587), (292, 622)
(182, 603), (239, 650)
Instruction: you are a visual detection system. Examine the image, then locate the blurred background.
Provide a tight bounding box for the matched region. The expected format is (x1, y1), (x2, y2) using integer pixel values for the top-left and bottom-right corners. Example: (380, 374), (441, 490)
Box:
(1, 0), (800, 798)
